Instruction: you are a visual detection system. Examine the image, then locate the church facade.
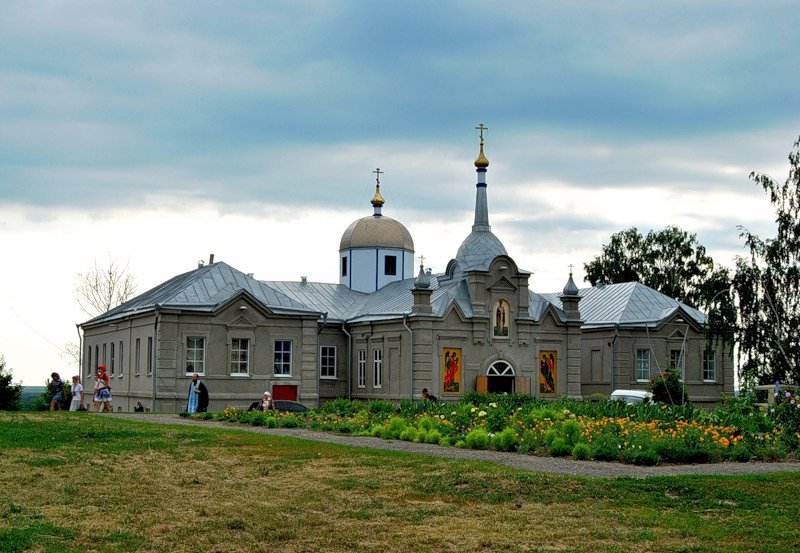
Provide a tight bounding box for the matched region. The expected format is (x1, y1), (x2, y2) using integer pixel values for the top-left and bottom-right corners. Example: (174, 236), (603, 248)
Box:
(79, 135), (734, 411)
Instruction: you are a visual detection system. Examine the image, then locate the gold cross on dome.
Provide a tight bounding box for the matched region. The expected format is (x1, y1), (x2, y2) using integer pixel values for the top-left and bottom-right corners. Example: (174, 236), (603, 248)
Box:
(475, 123), (488, 145)
(418, 255), (425, 267)
(372, 167), (384, 185)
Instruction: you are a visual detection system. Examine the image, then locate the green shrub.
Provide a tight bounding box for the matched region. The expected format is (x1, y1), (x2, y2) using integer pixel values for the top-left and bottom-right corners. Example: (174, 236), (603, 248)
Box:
(548, 437), (571, 457)
(264, 417), (278, 429)
(649, 366), (689, 405)
(571, 442), (591, 460)
(426, 430), (442, 444)
(561, 419), (582, 446)
(492, 428), (518, 452)
(589, 433), (621, 461)
(438, 436), (451, 447)
(366, 400), (398, 416)
(399, 427), (418, 442)
(382, 417), (408, 440)
(277, 415), (301, 428)
(465, 428), (490, 450)
(319, 398), (361, 416)
(418, 416), (436, 432)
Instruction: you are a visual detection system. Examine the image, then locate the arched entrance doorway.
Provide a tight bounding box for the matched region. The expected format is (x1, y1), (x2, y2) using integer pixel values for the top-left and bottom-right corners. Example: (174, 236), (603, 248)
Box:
(487, 361), (515, 393)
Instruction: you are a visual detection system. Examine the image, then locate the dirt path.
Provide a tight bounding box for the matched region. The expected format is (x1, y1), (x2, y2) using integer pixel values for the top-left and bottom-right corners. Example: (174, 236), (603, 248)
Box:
(107, 413), (800, 478)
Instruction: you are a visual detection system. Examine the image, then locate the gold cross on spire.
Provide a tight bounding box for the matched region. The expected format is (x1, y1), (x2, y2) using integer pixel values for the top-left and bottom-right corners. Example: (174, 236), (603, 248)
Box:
(569, 263), (574, 275)
(418, 255), (425, 267)
(372, 167), (384, 185)
(475, 123), (488, 145)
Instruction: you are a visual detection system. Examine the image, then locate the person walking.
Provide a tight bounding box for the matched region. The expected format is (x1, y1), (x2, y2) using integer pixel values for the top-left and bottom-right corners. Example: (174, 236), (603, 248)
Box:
(187, 373), (209, 413)
(69, 375), (83, 411)
(93, 365), (112, 412)
(48, 372), (66, 411)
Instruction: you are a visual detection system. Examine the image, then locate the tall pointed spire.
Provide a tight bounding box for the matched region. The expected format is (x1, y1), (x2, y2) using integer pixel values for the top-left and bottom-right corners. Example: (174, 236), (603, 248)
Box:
(472, 123), (490, 232)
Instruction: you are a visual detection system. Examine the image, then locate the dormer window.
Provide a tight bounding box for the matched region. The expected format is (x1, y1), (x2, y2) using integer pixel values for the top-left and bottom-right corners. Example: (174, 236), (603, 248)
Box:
(384, 255), (397, 276)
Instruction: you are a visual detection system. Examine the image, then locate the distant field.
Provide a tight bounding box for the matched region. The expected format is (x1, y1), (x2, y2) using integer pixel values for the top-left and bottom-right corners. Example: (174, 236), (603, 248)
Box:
(1, 413), (799, 552)
(19, 387), (45, 409)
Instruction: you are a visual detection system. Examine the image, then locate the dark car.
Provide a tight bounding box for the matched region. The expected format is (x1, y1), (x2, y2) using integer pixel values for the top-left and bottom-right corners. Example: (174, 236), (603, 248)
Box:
(272, 400), (309, 413)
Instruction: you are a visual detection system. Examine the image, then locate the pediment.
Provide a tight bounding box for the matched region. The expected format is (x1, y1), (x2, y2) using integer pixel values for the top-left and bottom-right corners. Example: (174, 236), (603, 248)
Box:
(488, 276), (517, 292)
(227, 315), (255, 328)
(668, 328), (686, 340)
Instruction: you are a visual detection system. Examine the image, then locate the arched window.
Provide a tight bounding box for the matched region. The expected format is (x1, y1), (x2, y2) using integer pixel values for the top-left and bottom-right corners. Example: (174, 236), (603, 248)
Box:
(487, 360), (515, 377)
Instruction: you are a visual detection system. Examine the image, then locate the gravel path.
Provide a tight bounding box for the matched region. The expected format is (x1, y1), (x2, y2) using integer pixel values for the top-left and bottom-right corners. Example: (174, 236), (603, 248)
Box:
(107, 413), (800, 479)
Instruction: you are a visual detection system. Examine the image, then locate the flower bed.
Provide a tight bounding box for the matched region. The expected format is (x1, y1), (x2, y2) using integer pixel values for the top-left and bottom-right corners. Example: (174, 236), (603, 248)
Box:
(203, 392), (800, 466)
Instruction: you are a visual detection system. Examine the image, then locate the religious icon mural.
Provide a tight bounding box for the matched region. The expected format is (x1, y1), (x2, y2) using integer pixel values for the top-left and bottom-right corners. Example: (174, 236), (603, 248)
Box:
(492, 299), (510, 337)
(442, 347), (462, 394)
(538, 350), (557, 395)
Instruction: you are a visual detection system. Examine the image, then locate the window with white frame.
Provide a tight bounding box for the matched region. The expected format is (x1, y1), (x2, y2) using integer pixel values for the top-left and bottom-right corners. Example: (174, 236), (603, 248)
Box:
(134, 338), (141, 376)
(274, 340), (292, 376)
(186, 336), (206, 374)
(147, 337), (153, 376)
(230, 338), (250, 375)
(357, 349), (366, 388)
(670, 348), (685, 378)
(635, 349), (650, 381)
(110, 342), (115, 376)
(320, 346), (336, 379)
(119, 341), (124, 377)
(373, 349), (382, 388)
(703, 350), (717, 382)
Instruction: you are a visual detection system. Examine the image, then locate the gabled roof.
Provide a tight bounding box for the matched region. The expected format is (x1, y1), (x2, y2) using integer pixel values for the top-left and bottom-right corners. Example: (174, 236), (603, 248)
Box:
(82, 262), (318, 326)
(542, 281), (706, 328)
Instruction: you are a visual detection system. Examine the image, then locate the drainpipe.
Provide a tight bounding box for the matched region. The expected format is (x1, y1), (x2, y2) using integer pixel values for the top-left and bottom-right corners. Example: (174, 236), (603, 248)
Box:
(403, 316), (413, 399)
(316, 312), (328, 386)
(610, 323), (619, 393)
(75, 323), (82, 377)
(341, 324), (352, 399)
(151, 307), (160, 411)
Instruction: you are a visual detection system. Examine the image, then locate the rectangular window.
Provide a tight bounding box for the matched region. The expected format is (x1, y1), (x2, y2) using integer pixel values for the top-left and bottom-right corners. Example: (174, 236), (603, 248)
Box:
(94, 345), (99, 374)
(230, 338), (250, 375)
(135, 338), (141, 376)
(703, 351), (717, 382)
(357, 349), (366, 388)
(119, 341), (124, 377)
(186, 336), (206, 374)
(373, 349), (383, 388)
(102, 343), (107, 365)
(109, 343), (114, 375)
(670, 348), (685, 378)
(85, 345), (91, 377)
(274, 340), (292, 376)
(384, 255), (397, 276)
(147, 337), (153, 376)
(320, 346), (336, 379)
(341, 257), (348, 277)
(635, 349), (650, 382)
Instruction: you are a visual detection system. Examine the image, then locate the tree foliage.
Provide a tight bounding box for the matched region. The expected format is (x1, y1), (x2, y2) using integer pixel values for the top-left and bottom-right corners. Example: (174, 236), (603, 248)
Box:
(75, 258), (137, 317)
(734, 136), (800, 385)
(584, 225), (731, 311)
(0, 356), (22, 411)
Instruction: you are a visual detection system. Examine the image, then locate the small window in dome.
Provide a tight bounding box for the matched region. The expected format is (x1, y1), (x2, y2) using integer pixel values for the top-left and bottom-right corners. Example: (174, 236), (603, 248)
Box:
(384, 255), (397, 276)
(341, 257), (348, 277)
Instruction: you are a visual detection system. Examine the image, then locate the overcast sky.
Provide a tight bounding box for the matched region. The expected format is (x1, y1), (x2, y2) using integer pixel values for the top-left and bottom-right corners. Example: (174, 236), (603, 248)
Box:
(1, 1), (798, 385)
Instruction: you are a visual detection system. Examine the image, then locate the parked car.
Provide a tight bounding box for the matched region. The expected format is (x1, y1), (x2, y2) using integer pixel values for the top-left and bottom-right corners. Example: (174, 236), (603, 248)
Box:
(272, 400), (309, 413)
(610, 389), (652, 404)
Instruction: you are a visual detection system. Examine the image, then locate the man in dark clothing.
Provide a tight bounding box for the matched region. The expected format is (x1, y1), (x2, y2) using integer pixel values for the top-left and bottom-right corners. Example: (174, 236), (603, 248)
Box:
(422, 388), (438, 402)
(187, 373), (209, 413)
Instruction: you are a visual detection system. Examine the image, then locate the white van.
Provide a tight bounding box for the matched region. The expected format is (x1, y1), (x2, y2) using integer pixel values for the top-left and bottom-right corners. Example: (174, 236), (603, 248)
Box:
(610, 389), (653, 404)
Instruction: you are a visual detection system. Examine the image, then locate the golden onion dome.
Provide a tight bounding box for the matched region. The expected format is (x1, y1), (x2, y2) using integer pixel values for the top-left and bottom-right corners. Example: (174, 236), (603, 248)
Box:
(371, 184), (385, 207)
(340, 215), (414, 251)
(474, 142), (489, 168)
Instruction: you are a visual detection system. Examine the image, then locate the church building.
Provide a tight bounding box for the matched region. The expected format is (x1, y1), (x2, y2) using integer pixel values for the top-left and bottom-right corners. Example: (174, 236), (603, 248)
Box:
(79, 129), (734, 411)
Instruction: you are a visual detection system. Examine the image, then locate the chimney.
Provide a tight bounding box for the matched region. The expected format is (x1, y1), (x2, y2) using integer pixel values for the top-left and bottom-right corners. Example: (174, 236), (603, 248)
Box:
(209, 253), (215, 264)
(197, 260), (205, 269)
(301, 276), (307, 284)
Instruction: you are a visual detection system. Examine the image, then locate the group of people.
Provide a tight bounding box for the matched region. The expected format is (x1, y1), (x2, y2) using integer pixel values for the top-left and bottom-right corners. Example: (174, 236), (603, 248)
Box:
(47, 364), (114, 412)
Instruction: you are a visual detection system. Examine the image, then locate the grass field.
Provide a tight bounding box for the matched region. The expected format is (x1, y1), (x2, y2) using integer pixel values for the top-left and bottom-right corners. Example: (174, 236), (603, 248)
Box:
(1, 413), (799, 552)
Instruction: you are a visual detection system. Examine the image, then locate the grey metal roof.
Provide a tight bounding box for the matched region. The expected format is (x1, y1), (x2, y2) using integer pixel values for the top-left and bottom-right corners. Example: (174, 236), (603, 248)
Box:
(263, 281), (365, 321)
(542, 281), (706, 328)
(454, 229), (508, 271)
(83, 262), (318, 325)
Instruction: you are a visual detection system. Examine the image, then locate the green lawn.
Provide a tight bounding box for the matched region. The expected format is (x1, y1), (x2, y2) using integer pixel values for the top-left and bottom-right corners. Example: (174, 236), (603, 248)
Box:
(1, 412), (798, 552)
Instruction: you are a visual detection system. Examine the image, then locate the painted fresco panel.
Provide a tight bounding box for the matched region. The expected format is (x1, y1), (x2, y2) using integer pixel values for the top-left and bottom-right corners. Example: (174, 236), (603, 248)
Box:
(442, 347), (462, 394)
(492, 299), (510, 338)
(538, 350), (557, 395)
